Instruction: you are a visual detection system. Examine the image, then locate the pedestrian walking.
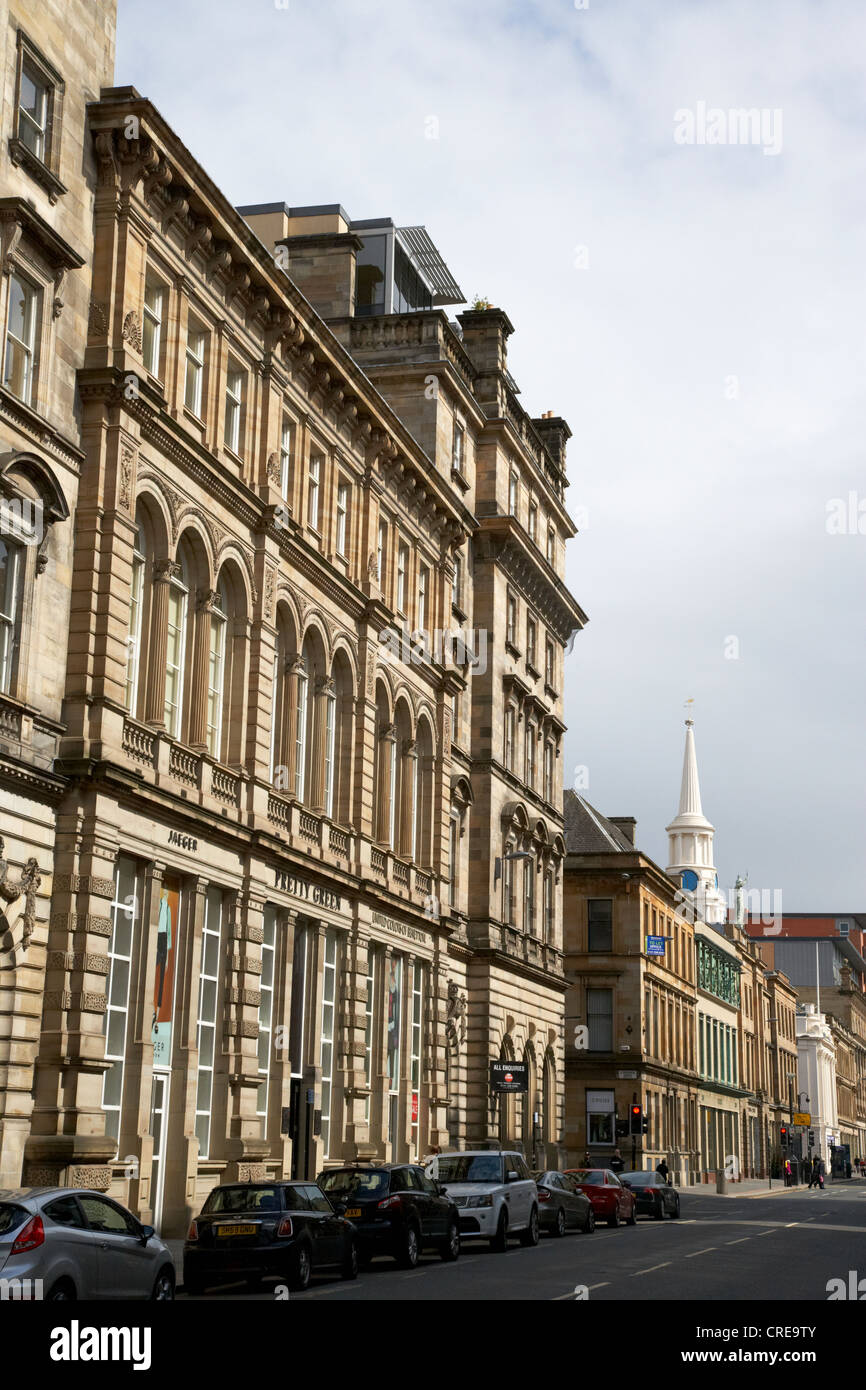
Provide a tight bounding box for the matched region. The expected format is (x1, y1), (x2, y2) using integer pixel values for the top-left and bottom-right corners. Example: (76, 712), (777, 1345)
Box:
(807, 1157), (817, 1189)
(610, 1147), (625, 1174)
(655, 1158), (670, 1183)
(817, 1158), (825, 1190)
(582, 1150), (592, 1167)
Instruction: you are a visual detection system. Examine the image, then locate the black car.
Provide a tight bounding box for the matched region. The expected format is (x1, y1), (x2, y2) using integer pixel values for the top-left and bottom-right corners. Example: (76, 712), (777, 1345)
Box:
(531, 1171), (595, 1236)
(183, 1181), (358, 1294)
(317, 1164), (460, 1268)
(619, 1170), (681, 1219)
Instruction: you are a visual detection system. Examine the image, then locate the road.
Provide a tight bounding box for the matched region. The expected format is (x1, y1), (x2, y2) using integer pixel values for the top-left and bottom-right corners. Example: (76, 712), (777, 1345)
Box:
(176, 1180), (866, 1302)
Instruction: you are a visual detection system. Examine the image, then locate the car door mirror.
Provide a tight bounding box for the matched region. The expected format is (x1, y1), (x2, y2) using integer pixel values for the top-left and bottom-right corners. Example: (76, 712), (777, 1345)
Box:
(139, 1224), (155, 1244)
(332, 1200), (347, 1217)
(506, 1170), (519, 1183)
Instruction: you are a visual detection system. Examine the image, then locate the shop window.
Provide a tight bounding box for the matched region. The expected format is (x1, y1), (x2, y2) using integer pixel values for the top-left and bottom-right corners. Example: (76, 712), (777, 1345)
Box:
(102, 857), (141, 1143)
(195, 886), (224, 1156)
(256, 906), (277, 1126)
(319, 929), (338, 1156)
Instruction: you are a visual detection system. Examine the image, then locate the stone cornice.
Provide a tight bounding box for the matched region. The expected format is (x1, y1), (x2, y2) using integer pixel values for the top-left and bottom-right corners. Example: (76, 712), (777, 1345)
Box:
(86, 95), (474, 539)
(474, 515), (587, 643)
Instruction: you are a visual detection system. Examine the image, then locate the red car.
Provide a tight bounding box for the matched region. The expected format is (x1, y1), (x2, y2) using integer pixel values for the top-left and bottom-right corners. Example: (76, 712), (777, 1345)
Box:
(564, 1169), (636, 1228)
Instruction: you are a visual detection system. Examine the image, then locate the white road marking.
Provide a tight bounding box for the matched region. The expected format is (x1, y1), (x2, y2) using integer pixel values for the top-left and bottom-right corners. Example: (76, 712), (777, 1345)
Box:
(685, 1247), (717, 1257)
(631, 1262), (671, 1276)
(726, 1237), (750, 1245)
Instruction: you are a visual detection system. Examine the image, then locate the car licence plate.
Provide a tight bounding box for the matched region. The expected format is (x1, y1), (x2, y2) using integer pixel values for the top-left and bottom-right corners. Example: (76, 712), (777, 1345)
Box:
(346, 1208), (362, 1219)
(217, 1224), (256, 1237)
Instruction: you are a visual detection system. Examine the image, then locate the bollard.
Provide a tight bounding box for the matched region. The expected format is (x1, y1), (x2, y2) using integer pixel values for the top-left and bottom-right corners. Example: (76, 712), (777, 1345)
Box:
(716, 1170), (727, 1194)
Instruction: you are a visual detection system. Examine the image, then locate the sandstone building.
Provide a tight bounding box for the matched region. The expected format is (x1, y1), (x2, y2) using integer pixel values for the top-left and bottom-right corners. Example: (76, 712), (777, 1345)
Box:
(0, 15), (585, 1231)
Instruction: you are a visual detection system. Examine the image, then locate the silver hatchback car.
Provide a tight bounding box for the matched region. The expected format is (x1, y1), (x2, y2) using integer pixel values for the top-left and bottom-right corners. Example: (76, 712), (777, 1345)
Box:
(0, 1188), (175, 1301)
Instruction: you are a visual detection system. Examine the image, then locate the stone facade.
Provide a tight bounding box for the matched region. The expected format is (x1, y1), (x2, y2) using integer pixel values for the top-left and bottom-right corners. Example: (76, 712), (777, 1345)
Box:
(563, 792), (801, 1185)
(0, 60), (584, 1227)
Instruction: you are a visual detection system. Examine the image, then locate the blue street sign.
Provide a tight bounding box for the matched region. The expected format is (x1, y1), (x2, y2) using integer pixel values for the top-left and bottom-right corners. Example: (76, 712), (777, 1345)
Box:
(646, 935), (666, 956)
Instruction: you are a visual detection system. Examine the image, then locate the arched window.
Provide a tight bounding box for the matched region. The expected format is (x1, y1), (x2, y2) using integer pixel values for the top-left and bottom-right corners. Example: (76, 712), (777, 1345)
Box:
(374, 682), (395, 845)
(328, 649), (354, 825)
(124, 513), (147, 714)
(393, 699), (414, 858)
(206, 577), (228, 757)
(414, 716), (435, 867)
(0, 536), (23, 694)
(164, 545), (190, 738)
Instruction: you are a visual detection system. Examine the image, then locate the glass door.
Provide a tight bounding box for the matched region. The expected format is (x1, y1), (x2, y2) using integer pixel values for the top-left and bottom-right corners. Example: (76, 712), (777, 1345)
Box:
(149, 1074), (168, 1231)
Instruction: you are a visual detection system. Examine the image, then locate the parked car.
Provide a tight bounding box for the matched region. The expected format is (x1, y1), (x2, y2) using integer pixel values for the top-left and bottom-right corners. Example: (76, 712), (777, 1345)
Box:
(620, 1170), (681, 1219)
(0, 1187), (175, 1301)
(531, 1171), (595, 1235)
(183, 1181), (357, 1294)
(317, 1163), (459, 1268)
(564, 1168), (636, 1228)
(426, 1150), (539, 1251)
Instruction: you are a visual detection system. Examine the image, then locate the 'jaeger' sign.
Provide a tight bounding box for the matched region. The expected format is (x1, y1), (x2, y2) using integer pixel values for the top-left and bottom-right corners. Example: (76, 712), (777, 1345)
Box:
(274, 868), (342, 914)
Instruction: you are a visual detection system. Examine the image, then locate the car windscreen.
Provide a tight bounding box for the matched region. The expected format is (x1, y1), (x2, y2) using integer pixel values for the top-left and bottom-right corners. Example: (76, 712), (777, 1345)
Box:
(317, 1170), (389, 1199)
(202, 1186), (284, 1214)
(567, 1170), (605, 1185)
(0, 1203), (29, 1236)
(621, 1172), (660, 1183)
(436, 1156), (504, 1184)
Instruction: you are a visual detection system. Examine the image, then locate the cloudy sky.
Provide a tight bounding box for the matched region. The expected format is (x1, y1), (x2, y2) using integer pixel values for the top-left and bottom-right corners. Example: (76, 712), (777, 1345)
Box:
(117, 0), (866, 909)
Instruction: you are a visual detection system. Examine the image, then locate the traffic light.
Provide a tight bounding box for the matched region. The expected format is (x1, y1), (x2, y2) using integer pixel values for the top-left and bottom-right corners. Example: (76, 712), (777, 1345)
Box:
(808, 1130), (815, 1148)
(780, 1125), (789, 1149)
(641, 1115), (649, 1135)
(629, 1104), (642, 1136)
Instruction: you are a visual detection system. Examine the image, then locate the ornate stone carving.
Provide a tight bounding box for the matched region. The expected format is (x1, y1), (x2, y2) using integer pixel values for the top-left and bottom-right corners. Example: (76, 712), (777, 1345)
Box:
(122, 309), (142, 352)
(0, 840), (42, 953)
(119, 445), (134, 511)
(263, 568), (275, 621)
(266, 451), (281, 484)
(87, 299), (108, 338)
(445, 981), (468, 1049)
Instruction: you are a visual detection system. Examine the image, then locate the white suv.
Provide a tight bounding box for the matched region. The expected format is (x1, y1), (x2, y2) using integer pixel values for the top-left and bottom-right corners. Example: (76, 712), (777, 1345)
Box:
(424, 1150), (539, 1251)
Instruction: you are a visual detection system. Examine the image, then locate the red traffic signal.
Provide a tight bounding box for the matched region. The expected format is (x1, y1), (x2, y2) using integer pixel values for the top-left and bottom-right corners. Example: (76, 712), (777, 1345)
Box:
(629, 1104), (643, 1136)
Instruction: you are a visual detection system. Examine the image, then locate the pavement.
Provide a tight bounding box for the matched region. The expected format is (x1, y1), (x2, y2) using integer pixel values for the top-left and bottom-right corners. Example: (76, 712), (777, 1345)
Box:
(167, 1178), (866, 1301)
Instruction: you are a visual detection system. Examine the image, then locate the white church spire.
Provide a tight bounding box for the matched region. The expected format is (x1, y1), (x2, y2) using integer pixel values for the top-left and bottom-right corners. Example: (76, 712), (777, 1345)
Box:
(666, 718), (727, 924)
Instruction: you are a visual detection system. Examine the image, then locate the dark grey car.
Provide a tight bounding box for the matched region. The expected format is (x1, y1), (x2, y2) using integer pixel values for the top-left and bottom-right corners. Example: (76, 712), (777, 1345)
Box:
(531, 1171), (595, 1235)
(619, 1171), (681, 1219)
(0, 1187), (175, 1300)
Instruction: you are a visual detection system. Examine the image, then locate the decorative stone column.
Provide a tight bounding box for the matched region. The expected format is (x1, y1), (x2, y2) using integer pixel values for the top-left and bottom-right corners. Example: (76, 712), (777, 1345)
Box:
(309, 675), (334, 813)
(143, 559), (178, 726)
(375, 724), (396, 844)
(25, 830), (118, 1191)
(277, 653), (304, 792)
(222, 892), (269, 1182)
(398, 738), (417, 860)
(343, 929), (376, 1159)
(188, 588), (218, 750)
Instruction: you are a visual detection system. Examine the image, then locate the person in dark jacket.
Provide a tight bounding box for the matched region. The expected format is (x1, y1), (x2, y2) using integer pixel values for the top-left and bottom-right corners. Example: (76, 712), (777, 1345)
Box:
(610, 1148), (625, 1174)
(656, 1159), (670, 1183)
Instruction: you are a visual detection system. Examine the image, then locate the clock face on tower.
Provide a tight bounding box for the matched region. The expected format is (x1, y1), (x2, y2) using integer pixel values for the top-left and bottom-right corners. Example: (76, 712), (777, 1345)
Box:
(681, 870), (699, 892)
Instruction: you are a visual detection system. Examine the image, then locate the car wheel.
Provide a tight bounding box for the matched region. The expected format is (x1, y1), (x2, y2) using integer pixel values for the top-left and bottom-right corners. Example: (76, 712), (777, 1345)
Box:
(151, 1266), (176, 1301)
(46, 1279), (76, 1302)
(440, 1219), (460, 1262)
(519, 1206), (539, 1247)
(341, 1237), (359, 1280)
(608, 1206), (621, 1228)
(396, 1223), (420, 1269)
(671, 1197), (680, 1218)
(626, 1203), (637, 1226)
(583, 1207), (595, 1234)
(490, 1210), (509, 1252)
(288, 1242), (312, 1292)
(552, 1206), (566, 1238)
(653, 1196), (665, 1220)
